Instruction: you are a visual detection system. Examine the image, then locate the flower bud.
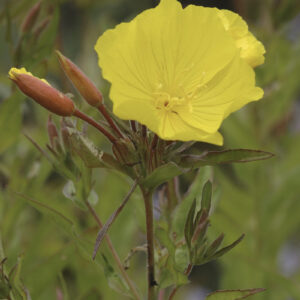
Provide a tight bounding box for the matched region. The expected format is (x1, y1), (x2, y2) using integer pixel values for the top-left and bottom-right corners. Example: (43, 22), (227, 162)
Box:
(33, 16), (51, 41)
(60, 118), (73, 152)
(9, 67), (75, 116)
(56, 50), (103, 107)
(21, 1), (42, 33)
(47, 115), (63, 154)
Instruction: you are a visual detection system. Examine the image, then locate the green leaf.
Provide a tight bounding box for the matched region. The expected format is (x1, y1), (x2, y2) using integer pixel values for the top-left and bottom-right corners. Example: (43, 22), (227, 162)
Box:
(0, 94), (22, 154)
(201, 181), (212, 213)
(179, 149), (274, 169)
(184, 199), (196, 249)
(204, 233), (224, 258)
(10, 254), (30, 300)
(172, 167), (212, 236)
(159, 258), (189, 289)
(141, 162), (187, 189)
(156, 228), (189, 288)
(75, 236), (132, 297)
(156, 227), (176, 258)
(204, 234), (245, 264)
(17, 193), (74, 236)
(24, 133), (78, 181)
(67, 127), (132, 176)
(174, 246), (189, 273)
(67, 128), (106, 168)
(92, 181), (138, 259)
(206, 288), (266, 300)
(100, 254), (131, 297)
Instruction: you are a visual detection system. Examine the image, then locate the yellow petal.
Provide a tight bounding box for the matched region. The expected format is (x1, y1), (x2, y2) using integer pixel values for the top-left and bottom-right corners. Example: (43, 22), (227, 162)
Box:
(9, 67), (33, 80)
(9, 67), (50, 85)
(95, 0), (264, 143)
(217, 9), (265, 67)
(157, 111), (223, 145)
(177, 53), (263, 132)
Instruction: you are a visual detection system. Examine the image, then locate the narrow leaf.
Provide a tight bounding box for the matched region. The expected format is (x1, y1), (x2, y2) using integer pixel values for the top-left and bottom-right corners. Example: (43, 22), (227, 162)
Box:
(141, 162), (187, 189)
(11, 254), (26, 299)
(184, 199), (196, 249)
(172, 167), (212, 236)
(16, 193), (74, 236)
(208, 234), (245, 262)
(179, 149), (274, 169)
(92, 180), (138, 259)
(201, 181), (212, 213)
(204, 233), (225, 258)
(100, 254), (131, 296)
(206, 288), (266, 300)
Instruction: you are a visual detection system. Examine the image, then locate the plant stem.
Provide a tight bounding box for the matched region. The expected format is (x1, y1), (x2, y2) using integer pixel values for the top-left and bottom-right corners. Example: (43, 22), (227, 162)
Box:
(168, 264), (193, 300)
(98, 104), (124, 139)
(142, 189), (156, 300)
(84, 199), (140, 300)
(73, 109), (117, 144)
(130, 120), (137, 132)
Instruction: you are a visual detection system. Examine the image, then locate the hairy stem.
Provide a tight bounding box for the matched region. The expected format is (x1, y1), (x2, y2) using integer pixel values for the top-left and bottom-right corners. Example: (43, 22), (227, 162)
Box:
(84, 199), (140, 300)
(142, 189), (156, 300)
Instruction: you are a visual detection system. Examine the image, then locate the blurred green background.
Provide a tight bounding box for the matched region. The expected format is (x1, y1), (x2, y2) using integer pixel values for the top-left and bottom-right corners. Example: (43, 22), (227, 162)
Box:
(1, 0), (300, 299)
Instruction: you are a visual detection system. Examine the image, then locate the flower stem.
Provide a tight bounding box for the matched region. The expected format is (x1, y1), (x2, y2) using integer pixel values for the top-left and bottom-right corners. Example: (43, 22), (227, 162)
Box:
(98, 104), (124, 139)
(142, 189), (156, 300)
(130, 120), (137, 132)
(73, 109), (117, 144)
(84, 199), (140, 300)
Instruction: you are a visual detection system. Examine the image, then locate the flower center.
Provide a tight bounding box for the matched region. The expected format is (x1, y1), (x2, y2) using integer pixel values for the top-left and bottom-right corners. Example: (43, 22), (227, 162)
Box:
(154, 92), (186, 113)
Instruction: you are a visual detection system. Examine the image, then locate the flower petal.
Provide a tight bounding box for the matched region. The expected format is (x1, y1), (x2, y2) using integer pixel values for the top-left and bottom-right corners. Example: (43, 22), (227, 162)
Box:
(217, 9), (265, 67)
(177, 54), (263, 133)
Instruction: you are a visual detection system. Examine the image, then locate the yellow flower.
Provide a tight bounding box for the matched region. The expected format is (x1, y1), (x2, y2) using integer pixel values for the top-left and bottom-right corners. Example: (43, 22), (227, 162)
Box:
(9, 67), (50, 85)
(217, 9), (265, 67)
(95, 0), (264, 145)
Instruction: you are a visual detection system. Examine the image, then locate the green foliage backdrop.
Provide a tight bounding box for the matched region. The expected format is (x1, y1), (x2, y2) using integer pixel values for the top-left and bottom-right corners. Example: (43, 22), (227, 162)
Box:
(1, 0), (300, 299)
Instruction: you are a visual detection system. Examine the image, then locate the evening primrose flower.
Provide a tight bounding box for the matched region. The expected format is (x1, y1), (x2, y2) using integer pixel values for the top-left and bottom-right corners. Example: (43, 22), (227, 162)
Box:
(9, 67), (75, 116)
(95, 0), (264, 145)
(217, 9), (265, 67)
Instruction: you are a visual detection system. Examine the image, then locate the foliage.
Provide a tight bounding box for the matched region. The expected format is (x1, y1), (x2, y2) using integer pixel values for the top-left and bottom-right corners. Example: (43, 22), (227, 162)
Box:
(1, 0), (300, 300)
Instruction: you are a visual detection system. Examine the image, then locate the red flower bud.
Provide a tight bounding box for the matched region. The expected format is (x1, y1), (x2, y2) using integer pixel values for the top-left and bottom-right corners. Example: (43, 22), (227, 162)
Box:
(56, 50), (103, 107)
(33, 16), (51, 40)
(21, 1), (42, 33)
(10, 69), (75, 116)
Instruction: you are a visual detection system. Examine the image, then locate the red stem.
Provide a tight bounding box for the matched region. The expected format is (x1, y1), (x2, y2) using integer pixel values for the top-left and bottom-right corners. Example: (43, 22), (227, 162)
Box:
(142, 189), (156, 300)
(130, 120), (137, 132)
(98, 105), (124, 139)
(73, 109), (116, 143)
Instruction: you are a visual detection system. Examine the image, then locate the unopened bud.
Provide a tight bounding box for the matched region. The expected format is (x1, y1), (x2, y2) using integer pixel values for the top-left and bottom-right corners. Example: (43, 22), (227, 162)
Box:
(56, 50), (103, 107)
(9, 67), (75, 116)
(47, 115), (63, 154)
(60, 118), (73, 151)
(21, 1), (42, 33)
(33, 16), (51, 40)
